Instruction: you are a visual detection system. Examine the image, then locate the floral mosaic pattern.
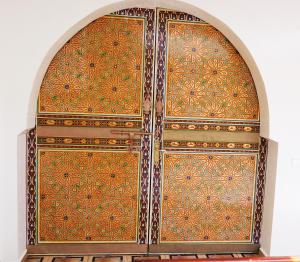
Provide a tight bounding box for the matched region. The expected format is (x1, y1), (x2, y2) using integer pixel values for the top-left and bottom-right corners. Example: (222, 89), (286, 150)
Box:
(39, 16), (145, 116)
(165, 21), (259, 120)
(38, 149), (140, 242)
(160, 153), (257, 242)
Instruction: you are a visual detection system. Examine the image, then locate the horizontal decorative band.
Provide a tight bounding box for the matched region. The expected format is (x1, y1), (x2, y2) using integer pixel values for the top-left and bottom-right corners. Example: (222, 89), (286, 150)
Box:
(37, 114), (143, 120)
(164, 122), (259, 133)
(163, 148), (258, 154)
(164, 119), (260, 125)
(37, 118), (142, 129)
(37, 137), (141, 147)
(163, 140), (259, 151)
(37, 145), (139, 150)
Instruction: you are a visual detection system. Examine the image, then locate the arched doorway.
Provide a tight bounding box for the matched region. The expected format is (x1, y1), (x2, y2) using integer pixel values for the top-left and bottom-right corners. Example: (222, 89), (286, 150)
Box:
(26, 7), (268, 254)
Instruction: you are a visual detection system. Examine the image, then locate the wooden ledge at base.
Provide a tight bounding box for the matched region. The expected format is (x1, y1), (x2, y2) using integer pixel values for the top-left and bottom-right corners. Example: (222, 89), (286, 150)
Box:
(141, 257), (300, 262)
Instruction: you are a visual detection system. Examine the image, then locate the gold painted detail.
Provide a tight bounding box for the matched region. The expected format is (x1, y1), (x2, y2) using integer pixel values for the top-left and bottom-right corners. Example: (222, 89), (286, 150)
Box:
(228, 126), (237, 132)
(164, 140), (258, 151)
(187, 124), (196, 130)
(164, 123), (259, 133)
(170, 141), (180, 147)
(108, 121), (118, 127)
(227, 143), (236, 148)
(45, 119), (55, 125)
(37, 118), (142, 129)
(37, 137), (141, 147)
(63, 120), (74, 126)
(108, 139), (117, 145)
(244, 126), (253, 132)
(63, 138), (73, 144)
(171, 124), (180, 130)
(125, 122), (135, 128)
(186, 142), (196, 147)
(45, 138), (55, 143)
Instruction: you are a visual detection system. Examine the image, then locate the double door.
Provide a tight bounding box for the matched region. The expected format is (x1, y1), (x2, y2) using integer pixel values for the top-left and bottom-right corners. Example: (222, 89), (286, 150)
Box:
(34, 8), (261, 253)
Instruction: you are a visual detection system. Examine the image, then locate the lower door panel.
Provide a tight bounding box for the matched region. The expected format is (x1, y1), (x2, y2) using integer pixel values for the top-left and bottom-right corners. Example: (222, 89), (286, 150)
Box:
(149, 151), (259, 253)
(160, 152), (257, 244)
(37, 149), (141, 244)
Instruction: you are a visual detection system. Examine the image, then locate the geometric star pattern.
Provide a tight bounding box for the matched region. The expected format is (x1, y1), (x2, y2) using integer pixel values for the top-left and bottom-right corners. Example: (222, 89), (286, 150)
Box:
(38, 149), (140, 242)
(160, 153), (257, 242)
(166, 21), (259, 120)
(38, 16), (144, 116)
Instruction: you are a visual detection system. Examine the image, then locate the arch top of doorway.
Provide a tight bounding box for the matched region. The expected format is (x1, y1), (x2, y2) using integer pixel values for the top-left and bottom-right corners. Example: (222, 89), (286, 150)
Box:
(28, 0), (269, 138)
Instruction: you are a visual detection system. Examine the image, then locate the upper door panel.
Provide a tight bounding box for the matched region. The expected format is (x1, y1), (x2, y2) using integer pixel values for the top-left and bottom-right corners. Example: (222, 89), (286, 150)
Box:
(164, 14), (259, 121)
(38, 15), (145, 117)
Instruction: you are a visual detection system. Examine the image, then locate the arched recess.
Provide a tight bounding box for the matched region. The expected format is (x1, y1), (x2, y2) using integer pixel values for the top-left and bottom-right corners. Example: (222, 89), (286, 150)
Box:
(25, 1), (270, 255)
(27, 0), (269, 136)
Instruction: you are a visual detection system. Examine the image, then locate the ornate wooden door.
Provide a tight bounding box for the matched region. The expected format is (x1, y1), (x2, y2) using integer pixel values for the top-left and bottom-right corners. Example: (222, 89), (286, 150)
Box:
(148, 9), (262, 253)
(28, 8), (267, 254)
(32, 9), (155, 253)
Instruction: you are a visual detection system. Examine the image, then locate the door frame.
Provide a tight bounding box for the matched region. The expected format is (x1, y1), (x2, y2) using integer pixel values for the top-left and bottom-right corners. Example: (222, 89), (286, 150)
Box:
(26, 7), (268, 255)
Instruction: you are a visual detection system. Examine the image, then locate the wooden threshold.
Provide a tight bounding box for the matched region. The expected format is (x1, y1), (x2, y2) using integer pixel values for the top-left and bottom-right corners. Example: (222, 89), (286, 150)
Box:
(27, 243), (148, 255)
(148, 244), (259, 254)
(140, 257), (300, 262)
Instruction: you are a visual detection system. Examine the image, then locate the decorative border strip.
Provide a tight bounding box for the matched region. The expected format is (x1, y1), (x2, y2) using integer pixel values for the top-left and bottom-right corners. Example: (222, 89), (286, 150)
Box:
(151, 9), (204, 244)
(37, 145), (139, 150)
(37, 114), (143, 121)
(27, 127), (37, 245)
(37, 114), (142, 120)
(114, 8), (156, 244)
(37, 118), (142, 129)
(37, 136), (141, 147)
(164, 119), (260, 125)
(253, 137), (268, 244)
(163, 148), (258, 154)
(164, 123), (259, 133)
(163, 140), (259, 151)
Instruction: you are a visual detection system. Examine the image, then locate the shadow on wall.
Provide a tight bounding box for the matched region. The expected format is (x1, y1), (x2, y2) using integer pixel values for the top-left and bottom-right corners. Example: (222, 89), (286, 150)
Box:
(260, 138), (278, 256)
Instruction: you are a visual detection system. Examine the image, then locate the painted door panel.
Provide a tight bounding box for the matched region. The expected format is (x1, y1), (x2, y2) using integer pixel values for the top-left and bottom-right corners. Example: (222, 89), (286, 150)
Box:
(159, 152), (257, 243)
(37, 149), (141, 243)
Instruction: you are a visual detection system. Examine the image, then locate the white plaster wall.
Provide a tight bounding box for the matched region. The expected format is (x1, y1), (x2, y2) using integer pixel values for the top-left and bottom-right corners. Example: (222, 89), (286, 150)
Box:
(1, 0), (300, 261)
